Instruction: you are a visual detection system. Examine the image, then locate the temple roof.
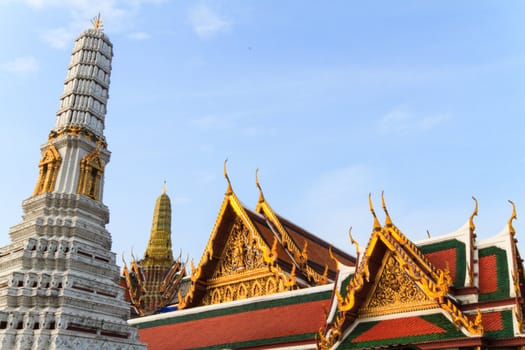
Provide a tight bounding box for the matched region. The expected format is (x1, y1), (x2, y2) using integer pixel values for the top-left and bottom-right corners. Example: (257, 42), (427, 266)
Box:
(178, 168), (355, 308)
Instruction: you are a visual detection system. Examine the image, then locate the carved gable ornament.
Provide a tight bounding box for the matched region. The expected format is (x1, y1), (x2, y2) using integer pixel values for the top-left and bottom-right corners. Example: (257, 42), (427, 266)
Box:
(201, 217), (286, 305)
(211, 218), (266, 280)
(360, 252), (434, 318)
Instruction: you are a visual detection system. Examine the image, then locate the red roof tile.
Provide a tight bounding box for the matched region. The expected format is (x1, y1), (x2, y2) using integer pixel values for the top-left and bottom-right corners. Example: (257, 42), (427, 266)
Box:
(138, 299), (329, 349)
(352, 316), (446, 342)
(425, 248), (457, 284)
(479, 255), (498, 294)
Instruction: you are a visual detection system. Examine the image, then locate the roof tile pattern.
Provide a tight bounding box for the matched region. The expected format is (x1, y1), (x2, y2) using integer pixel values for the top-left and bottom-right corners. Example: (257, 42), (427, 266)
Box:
(352, 316), (446, 342)
(138, 299), (329, 349)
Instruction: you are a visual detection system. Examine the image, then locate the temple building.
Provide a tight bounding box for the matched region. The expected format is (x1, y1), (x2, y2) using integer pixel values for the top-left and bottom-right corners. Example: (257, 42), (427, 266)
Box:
(131, 187), (525, 349)
(121, 185), (186, 317)
(0, 18), (144, 349)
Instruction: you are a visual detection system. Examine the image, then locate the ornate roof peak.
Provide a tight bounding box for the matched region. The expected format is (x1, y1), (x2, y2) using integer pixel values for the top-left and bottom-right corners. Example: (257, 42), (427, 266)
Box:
(255, 168), (265, 204)
(224, 159), (233, 195)
(508, 199), (517, 236)
(369, 193), (381, 232)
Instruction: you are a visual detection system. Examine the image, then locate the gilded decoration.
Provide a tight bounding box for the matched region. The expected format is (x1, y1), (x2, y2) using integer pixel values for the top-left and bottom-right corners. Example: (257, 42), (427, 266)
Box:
(361, 253), (432, 317)
(211, 218), (266, 280)
(48, 125), (107, 147)
(202, 275), (286, 305)
(33, 144), (61, 195)
(77, 148), (104, 200)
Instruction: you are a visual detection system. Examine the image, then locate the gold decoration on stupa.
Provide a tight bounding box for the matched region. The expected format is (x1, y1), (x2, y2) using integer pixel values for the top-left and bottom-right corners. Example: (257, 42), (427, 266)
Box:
(91, 13), (104, 31)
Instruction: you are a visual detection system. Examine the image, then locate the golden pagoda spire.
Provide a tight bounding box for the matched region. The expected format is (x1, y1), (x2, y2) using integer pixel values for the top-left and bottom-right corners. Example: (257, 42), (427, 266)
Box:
(143, 183), (174, 266)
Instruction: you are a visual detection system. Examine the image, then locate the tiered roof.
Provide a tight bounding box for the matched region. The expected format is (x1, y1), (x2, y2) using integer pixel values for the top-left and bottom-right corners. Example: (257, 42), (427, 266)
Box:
(319, 194), (525, 349)
(178, 164), (354, 309)
(131, 177), (525, 349)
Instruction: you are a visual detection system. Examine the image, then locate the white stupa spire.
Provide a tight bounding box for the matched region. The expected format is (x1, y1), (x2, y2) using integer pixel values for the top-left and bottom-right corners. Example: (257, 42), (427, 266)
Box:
(53, 19), (113, 138)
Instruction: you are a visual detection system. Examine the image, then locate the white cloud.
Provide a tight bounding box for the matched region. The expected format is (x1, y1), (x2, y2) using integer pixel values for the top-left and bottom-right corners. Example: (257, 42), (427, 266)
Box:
(1, 56), (39, 74)
(378, 108), (449, 135)
(22, 0), (160, 48)
(128, 31), (150, 40)
(188, 4), (231, 39)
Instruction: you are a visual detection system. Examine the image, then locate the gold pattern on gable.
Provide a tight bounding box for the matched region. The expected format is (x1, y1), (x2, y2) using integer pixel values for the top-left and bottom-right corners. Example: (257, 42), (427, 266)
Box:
(202, 275), (287, 306)
(360, 253), (435, 317)
(211, 218), (266, 280)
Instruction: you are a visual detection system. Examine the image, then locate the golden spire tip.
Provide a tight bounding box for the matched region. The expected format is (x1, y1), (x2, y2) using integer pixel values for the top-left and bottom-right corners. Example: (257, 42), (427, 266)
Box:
(162, 180), (167, 194)
(91, 13), (104, 31)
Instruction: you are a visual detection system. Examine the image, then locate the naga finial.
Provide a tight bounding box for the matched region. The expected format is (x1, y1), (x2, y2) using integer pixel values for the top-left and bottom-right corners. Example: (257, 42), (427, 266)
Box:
(255, 168), (265, 203)
(508, 200), (517, 236)
(224, 159), (233, 195)
(469, 196), (478, 233)
(426, 230), (431, 239)
(381, 191), (393, 227)
(369, 193), (381, 231)
(91, 13), (104, 31)
(348, 227), (360, 254)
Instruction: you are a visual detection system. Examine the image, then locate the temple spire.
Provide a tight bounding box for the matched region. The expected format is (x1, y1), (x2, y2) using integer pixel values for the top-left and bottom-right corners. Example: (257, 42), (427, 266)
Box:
(143, 184), (174, 266)
(53, 22), (113, 138)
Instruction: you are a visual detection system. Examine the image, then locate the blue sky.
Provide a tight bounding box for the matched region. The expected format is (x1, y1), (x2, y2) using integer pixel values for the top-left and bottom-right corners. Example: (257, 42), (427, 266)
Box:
(0, 1), (524, 264)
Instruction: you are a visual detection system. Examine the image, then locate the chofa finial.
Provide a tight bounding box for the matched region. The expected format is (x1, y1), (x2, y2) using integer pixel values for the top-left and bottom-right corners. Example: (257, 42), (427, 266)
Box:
(381, 191), (393, 227)
(348, 227), (360, 254)
(91, 13), (104, 31)
(369, 193), (381, 231)
(508, 200), (517, 236)
(224, 159), (233, 195)
(255, 168), (265, 203)
(469, 196), (478, 233)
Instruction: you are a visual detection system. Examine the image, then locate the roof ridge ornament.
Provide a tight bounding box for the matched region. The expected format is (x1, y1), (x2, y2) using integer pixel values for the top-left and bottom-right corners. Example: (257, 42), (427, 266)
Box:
(381, 191), (393, 227)
(348, 227), (360, 255)
(469, 196), (478, 233)
(91, 13), (104, 31)
(369, 193), (381, 231)
(224, 159), (233, 195)
(255, 168), (265, 203)
(508, 200), (517, 236)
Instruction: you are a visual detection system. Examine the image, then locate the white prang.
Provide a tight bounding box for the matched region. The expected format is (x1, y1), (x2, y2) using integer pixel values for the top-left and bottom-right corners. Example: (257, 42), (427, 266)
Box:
(0, 27), (146, 349)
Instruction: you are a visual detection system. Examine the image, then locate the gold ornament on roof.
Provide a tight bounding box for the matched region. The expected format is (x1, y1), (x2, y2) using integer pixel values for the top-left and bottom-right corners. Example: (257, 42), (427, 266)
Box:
(224, 159), (233, 195)
(369, 193), (381, 231)
(508, 200), (517, 236)
(348, 226), (360, 255)
(91, 13), (104, 31)
(469, 196), (479, 233)
(255, 168), (265, 203)
(381, 191), (393, 227)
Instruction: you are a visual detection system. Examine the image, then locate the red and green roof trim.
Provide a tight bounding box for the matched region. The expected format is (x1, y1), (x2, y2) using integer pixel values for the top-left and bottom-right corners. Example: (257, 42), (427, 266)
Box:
(341, 313), (467, 348)
(419, 238), (466, 288)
